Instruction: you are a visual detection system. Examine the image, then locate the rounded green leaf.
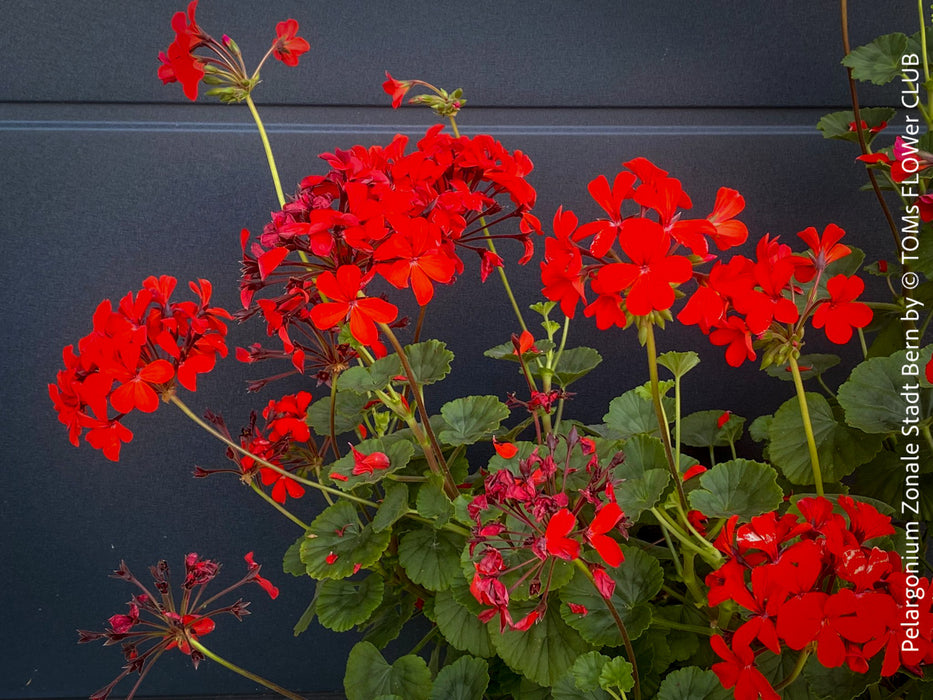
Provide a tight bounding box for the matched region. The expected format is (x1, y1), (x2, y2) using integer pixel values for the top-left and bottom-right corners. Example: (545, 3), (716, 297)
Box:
(841, 33), (909, 85)
(308, 391), (369, 436)
(599, 657), (635, 693)
(416, 475), (454, 527)
(337, 354), (403, 394)
(439, 395), (510, 446)
(434, 589), (495, 658)
(572, 651), (612, 692)
(537, 346), (603, 387)
(428, 656), (489, 700)
(680, 410), (746, 448)
(768, 392), (883, 484)
(325, 437), (415, 489)
(300, 501), (392, 580)
(817, 107), (896, 141)
(489, 602), (592, 687)
(316, 574), (385, 632)
(558, 546), (663, 646)
(344, 641), (432, 700)
(837, 348), (933, 434)
(688, 459), (783, 520)
(405, 339), (454, 385)
(373, 481), (409, 533)
(398, 527), (465, 591)
(657, 667), (731, 700)
(658, 350), (700, 378)
(603, 386), (673, 440)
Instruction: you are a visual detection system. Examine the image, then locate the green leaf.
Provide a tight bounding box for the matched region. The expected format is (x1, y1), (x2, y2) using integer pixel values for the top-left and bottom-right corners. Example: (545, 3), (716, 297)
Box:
(541, 347), (603, 387)
(337, 355), (403, 394)
(573, 651), (612, 692)
(416, 475), (454, 527)
(599, 657), (635, 693)
(749, 415), (772, 443)
(657, 667), (730, 700)
(300, 501), (392, 580)
(344, 641), (432, 700)
(837, 348), (933, 434)
(680, 410), (745, 448)
(428, 656), (489, 700)
(768, 392), (883, 484)
(316, 574), (385, 632)
(688, 459), (783, 520)
(360, 588), (416, 648)
(764, 353), (840, 382)
(848, 450), (933, 520)
(434, 589), (495, 658)
(439, 395), (510, 446)
(308, 391), (369, 436)
(817, 108), (896, 142)
(398, 527), (465, 591)
(614, 435), (671, 519)
(841, 33), (909, 85)
(489, 602), (592, 687)
(603, 385), (673, 440)
(551, 673), (610, 700)
(801, 652), (881, 700)
(283, 537), (306, 577)
(484, 338), (555, 361)
(293, 595), (316, 636)
(559, 545), (663, 646)
(373, 481), (409, 533)
(325, 438), (415, 489)
(405, 340), (454, 385)
(658, 350), (701, 378)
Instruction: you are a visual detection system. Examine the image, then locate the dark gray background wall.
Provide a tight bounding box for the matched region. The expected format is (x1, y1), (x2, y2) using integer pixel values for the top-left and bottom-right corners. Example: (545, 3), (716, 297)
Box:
(0, 1), (915, 697)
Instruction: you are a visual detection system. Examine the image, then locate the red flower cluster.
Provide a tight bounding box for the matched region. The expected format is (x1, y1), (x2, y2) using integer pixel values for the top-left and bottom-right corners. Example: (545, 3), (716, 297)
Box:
(707, 496), (931, 699)
(678, 224), (872, 366)
(540, 158), (747, 330)
(239, 125), (539, 372)
(158, 1), (308, 101)
(233, 392), (313, 504)
(78, 553), (277, 700)
(466, 430), (627, 631)
(49, 276), (231, 461)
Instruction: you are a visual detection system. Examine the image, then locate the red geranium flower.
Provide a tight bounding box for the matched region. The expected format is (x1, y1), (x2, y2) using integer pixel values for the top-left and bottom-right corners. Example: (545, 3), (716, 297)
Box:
(382, 71), (413, 109)
(711, 626), (780, 700)
(545, 508), (580, 560)
(811, 274), (873, 344)
(709, 316), (756, 367)
(586, 502), (625, 567)
(272, 19), (310, 67)
(310, 265), (398, 346)
(598, 217), (692, 316)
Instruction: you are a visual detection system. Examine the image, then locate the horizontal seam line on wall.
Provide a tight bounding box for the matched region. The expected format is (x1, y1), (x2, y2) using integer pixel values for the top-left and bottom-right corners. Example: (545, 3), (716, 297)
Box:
(0, 120), (819, 136)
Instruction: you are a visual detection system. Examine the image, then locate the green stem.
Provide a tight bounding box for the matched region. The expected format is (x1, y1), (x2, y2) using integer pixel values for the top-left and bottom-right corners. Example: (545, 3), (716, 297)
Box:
(920, 0), (932, 116)
(773, 648), (811, 692)
(250, 481), (308, 529)
(188, 639), (305, 700)
(922, 424), (933, 453)
(644, 322), (688, 510)
(245, 95), (286, 208)
(788, 355), (824, 497)
(170, 395), (378, 509)
(377, 323), (459, 499)
(660, 522), (684, 580)
(650, 617), (714, 637)
(574, 560), (641, 700)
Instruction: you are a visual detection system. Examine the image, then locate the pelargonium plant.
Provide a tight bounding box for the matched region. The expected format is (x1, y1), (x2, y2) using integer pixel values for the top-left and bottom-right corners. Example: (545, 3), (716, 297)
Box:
(51, 3), (932, 699)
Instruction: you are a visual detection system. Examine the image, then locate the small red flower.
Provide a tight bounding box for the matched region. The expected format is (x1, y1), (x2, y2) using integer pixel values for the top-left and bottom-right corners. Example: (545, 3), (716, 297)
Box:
(492, 437), (518, 459)
(811, 275), (873, 344)
(544, 508), (580, 560)
(382, 72), (413, 108)
(310, 265), (398, 346)
(586, 502), (625, 567)
(272, 19), (310, 66)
